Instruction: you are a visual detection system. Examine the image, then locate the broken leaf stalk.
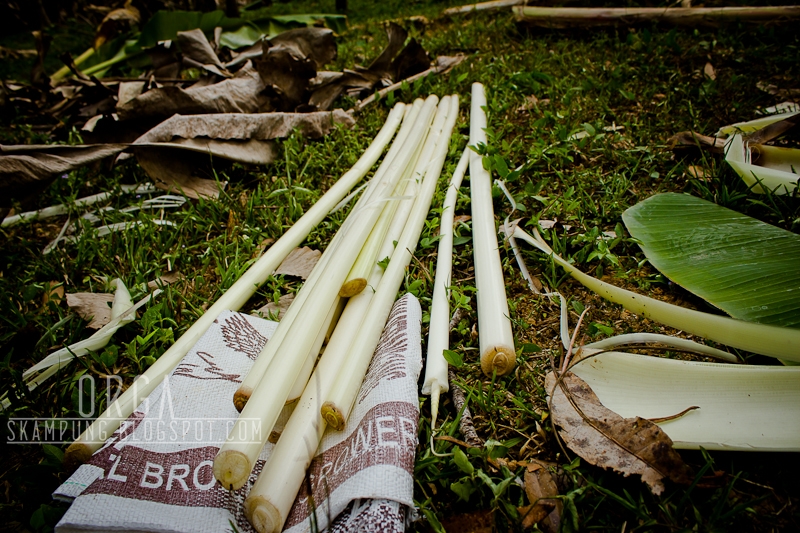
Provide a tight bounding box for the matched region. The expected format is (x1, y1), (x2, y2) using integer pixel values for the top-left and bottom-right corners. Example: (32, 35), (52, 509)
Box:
(584, 333), (738, 363)
(24, 280), (160, 389)
(512, 225), (800, 362)
(2, 183), (154, 227)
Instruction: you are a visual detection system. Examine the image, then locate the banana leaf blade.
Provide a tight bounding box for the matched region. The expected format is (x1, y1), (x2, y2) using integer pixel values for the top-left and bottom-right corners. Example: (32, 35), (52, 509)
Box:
(622, 193), (800, 328)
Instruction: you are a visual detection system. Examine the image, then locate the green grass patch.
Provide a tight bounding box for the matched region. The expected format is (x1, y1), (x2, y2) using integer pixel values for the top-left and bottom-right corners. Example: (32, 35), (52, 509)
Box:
(2, 1), (800, 531)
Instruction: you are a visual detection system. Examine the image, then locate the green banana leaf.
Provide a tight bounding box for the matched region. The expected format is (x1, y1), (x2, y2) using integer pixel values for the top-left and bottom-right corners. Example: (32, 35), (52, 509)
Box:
(622, 193), (800, 328)
(137, 10), (246, 48)
(137, 10), (348, 50)
(219, 14), (348, 49)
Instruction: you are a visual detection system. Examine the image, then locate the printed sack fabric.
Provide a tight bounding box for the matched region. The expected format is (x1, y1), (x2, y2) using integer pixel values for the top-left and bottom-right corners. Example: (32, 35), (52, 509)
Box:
(54, 294), (422, 533)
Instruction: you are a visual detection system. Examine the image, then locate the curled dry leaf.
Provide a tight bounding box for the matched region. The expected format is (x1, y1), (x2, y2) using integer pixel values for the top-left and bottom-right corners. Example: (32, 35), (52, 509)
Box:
(67, 292), (116, 329)
(0, 144), (127, 208)
(116, 63), (269, 122)
(273, 246), (321, 279)
(130, 110), (354, 198)
(176, 28), (230, 78)
(134, 110), (355, 145)
(546, 371), (693, 495)
(310, 22), (431, 111)
(256, 27), (337, 111)
(94, 1), (141, 49)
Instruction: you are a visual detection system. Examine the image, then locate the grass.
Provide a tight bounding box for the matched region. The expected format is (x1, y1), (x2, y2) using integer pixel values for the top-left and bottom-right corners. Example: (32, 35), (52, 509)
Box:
(2, 0), (800, 531)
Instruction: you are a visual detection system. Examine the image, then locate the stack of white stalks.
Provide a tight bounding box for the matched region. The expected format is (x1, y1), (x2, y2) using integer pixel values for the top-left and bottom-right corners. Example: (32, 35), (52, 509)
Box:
(222, 94), (459, 533)
(64, 87), (518, 532)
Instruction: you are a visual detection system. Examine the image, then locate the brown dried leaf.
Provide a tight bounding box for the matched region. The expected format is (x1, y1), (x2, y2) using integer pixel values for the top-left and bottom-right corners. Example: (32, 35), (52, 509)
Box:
(453, 215), (472, 226)
(117, 81), (145, 107)
(254, 237), (276, 258)
(686, 165), (707, 179)
(518, 502), (555, 530)
(133, 148), (226, 199)
(0, 144), (127, 207)
(95, 2), (140, 49)
(366, 23), (408, 79)
(519, 459), (562, 532)
(434, 54), (466, 75)
(274, 247), (321, 279)
(757, 81), (800, 99)
(176, 28), (229, 78)
(130, 111), (353, 197)
(270, 27), (338, 71)
(67, 292), (115, 329)
(134, 110), (355, 145)
(310, 23), (432, 111)
(518, 94), (539, 112)
(703, 62), (716, 81)
(390, 38), (430, 82)
(546, 371), (692, 495)
(146, 272), (182, 291)
(116, 63), (270, 122)
(253, 293), (295, 321)
(310, 70), (374, 111)
(148, 43), (181, 80)
(256, 27), (337, 110)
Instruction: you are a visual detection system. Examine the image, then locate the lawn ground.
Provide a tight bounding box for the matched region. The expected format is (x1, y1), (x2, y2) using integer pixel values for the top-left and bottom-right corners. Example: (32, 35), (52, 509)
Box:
(1, 1), (799, 531)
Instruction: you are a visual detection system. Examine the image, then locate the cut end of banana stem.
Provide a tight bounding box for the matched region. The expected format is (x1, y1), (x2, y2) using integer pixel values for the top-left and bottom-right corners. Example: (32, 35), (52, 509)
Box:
(213, 449), (252, 491)
(64, 442), (93, 471)
(481, 345), (516, 377)
(233, 387), (252, 412)
(321, 402), (346, 430)
(339, 278), (368, 297)
(245, 495), (283, 533)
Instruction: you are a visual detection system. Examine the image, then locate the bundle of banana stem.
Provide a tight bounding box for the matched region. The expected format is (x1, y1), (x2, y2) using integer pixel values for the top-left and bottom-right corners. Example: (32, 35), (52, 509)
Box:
(63, 103), (407, 467)
(207, 94), (459, 533)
